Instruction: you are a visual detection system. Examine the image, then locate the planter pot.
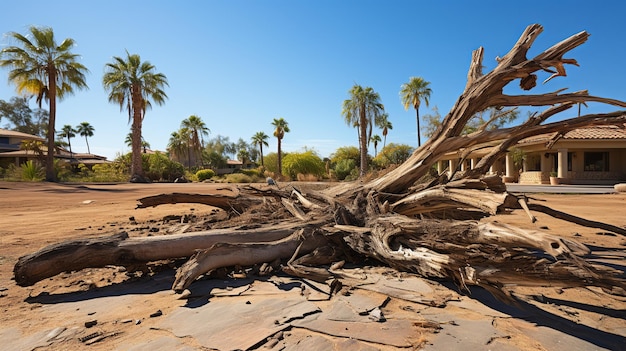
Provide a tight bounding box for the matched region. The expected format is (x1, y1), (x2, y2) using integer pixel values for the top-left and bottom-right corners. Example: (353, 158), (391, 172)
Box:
(549, 176), (560, 185)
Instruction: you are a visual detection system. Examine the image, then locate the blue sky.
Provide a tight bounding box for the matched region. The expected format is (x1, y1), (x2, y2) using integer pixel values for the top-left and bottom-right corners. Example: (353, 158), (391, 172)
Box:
(1, 1), (625, 161)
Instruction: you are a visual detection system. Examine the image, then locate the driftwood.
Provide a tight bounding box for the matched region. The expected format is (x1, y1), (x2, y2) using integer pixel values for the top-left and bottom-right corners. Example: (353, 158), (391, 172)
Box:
(14, 24), (626, 300)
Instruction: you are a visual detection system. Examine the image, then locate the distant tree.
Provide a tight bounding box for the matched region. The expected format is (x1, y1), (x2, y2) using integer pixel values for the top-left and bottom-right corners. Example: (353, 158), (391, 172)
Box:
(181, 115), (209, 167)
(281, 151), (325, 180)
(168, 128), (191, 169)
(271, 117), (290, 176)
(0, 97), (48, 136)
(251, 131), (270, 166)
(57, 124), (76, 156)
(330, 146), (361, 167)
(0, 26), (89, 181)
(372, 143), (414, 169)
(103, 51), (168, 182)
(342, 84), (385, 177)
(370, 134), (382, 157)
(378, 113), (393, 148)
(400, 77), (431, 147)
(125, 132), (151, 153)
(76, 121), (94, 154)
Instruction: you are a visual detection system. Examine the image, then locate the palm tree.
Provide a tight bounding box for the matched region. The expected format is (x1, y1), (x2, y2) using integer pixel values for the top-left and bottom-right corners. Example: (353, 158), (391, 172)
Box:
(370, 134), (382, 157)
(181, 115), (210, 168)
(271, 118), (290, 176)
(167, 129), (189, 168)
(57, 124), (76, 157)
(76, 121), (94, 154)
(342, 84), (384, 177)
(251, 131), (269, 167)
(0, 26), (89, 181)
(125, 132), (151, 153)
(400, 77), (431, 147)
(103, 52), (168, 182)
(378, 113), (393, 148)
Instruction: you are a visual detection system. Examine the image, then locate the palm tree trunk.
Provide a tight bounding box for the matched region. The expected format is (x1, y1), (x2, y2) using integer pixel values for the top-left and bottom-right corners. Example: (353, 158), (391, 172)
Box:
(130, 85), (145, 181)
(359, 111), (368, 177)
(416, 107), (421, 147)
(85, 137), (91, 154)
(45, 71), (57, 182)
(260, 144), (264, 166)
(277, 138), (282, 175)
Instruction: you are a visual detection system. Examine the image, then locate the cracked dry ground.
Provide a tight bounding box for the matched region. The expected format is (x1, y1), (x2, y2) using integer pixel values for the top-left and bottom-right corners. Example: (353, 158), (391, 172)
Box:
(0, 181), (625, 350)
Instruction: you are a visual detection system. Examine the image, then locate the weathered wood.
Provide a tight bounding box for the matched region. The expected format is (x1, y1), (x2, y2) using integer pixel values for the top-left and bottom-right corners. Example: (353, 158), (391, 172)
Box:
(136, 192), (263, 213)
(14, 220), (314, 286)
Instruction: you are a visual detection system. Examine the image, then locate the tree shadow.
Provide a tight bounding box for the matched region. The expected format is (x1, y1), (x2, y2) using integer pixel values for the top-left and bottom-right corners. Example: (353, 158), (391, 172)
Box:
(452, 284), (626, 350)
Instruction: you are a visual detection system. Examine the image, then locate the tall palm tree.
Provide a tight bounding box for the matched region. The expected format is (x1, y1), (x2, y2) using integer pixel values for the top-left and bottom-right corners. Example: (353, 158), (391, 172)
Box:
(251, 131), (269, 167)
(271, 118), (290, 176)
(400, 77), (431, 147)
(181, 115), (210, 168)
(58, 124), (76, 157)
(0, 26), (89, 181)
(378, 113), (393, 148)
(370, 134), (382, 157)
(76, 121), (94, 154)
(103, 52), (168, 182)
(342, 84), (384, 177)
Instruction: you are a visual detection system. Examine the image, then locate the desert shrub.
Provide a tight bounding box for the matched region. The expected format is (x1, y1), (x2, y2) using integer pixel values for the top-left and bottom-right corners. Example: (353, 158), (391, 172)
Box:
(281, 151), (325, 180)
(144, 152), (184, 182)
(20, 160), (44, 181)
(333, 158), (357, 181)
(196, 169), (216, 181)
(296, 173), (319, 181)
(262, 152), (280, 175)
(330, 146), (360, 167)
(238, 168), (263, 178)
(372, 143), (414, 169)
(224, 173), (253, 183)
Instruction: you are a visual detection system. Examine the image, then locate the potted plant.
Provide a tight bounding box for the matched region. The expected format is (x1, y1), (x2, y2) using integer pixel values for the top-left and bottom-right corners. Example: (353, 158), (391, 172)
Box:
(549, 171), (559, 185)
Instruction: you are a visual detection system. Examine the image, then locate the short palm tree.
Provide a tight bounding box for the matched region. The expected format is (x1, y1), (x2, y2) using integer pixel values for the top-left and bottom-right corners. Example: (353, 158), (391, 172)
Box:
(378, 113), (393, 148)
(76, 121), (95, 154)
(181, 115), (210, 168)
(370, 134), (382, 157)
(342, 84), (384, 177)
(400, 77), (431, 147)
(251, 131), (269, 167)
(0, 26), (89, 181)
(103, 52), (168, 182)
(271, 118), (290, 176)
(125, 132), (150, 153)
(167, 129), (190, 168)
(58, 124), (76, 157)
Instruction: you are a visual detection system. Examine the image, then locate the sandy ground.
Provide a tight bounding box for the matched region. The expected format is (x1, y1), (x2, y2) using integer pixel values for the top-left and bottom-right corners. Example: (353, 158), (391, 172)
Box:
(0, 181), (625, 350)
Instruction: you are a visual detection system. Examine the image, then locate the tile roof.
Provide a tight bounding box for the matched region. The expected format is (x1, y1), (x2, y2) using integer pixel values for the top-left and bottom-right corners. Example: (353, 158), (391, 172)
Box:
(519, 125), (626, 144)
(0, 128), (45, 141)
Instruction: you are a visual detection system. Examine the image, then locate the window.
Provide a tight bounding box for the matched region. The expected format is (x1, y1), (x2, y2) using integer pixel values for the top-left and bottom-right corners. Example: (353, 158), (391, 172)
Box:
(0, 137), (9, 145)
(584, 152), (609, 172)
(526, 154), (541, 171)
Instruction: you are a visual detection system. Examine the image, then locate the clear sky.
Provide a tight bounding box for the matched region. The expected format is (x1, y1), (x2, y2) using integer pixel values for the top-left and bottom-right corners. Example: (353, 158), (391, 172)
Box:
(1, 1), (625, 161)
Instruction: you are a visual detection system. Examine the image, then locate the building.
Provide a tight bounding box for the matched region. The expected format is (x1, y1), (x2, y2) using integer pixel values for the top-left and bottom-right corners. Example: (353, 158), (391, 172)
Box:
(0, 128), (109, 169)
(436, 125), (626, 185)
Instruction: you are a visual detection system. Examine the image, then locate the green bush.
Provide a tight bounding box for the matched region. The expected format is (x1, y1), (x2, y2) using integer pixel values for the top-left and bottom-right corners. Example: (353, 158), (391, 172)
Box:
(282, 151), (325, 180)
(20, 160), (44, 181)
(372, 143), (414, 169)
(196, 169), (216, 181)
(224, 173), (253, 183)
(333, 158), (357, 181)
